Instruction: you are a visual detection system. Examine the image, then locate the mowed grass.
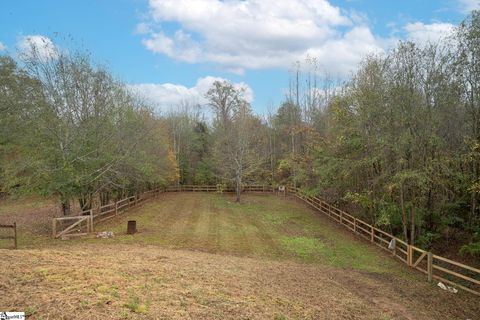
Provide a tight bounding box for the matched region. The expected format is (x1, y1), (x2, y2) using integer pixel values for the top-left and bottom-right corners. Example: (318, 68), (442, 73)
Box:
(87, 193), (395, 273)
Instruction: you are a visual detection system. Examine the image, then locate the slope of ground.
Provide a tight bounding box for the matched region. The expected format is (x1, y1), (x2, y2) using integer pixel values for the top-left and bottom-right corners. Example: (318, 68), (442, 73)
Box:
(1, 244), (479, 320)
(0, 195), (58, 234)
(1, 193), (479, 319)
(84, 193), (397, 271)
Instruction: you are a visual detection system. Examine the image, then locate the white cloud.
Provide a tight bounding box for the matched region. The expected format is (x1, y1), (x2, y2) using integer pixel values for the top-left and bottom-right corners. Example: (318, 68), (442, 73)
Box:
(457, 0), (480, 14)
(0, 42), (6, 51)
(17, 35), (58, 60)
(128, 76), (254, 112)
(140, 0), (385, 76)
(135, 22), (152, 35)
(143, 30), (202, 64)
(404, 22), (455, 45)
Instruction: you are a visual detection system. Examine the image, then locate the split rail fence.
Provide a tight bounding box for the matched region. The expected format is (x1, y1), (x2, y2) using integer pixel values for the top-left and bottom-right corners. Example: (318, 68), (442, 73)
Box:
(52, 188), (164, 239)
(287, 186), (480, 296)
(50, 184), (479, 296)
(165, 185), (275, 193)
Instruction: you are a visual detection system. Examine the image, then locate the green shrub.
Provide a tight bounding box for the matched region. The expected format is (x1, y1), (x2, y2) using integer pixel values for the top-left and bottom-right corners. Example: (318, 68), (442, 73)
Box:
(459, 241), (480, 257)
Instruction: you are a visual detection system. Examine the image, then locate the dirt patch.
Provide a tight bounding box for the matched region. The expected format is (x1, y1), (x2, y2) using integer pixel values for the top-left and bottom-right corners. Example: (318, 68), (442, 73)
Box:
(0, 196), (60, 234)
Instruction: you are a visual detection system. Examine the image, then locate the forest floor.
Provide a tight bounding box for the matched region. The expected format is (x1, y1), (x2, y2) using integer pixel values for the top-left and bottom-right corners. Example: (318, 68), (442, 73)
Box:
(1, 193), (479, 319)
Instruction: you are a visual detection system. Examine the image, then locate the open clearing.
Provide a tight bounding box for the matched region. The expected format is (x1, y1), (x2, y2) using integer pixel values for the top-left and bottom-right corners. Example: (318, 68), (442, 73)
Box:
(1, 193), (479, 319)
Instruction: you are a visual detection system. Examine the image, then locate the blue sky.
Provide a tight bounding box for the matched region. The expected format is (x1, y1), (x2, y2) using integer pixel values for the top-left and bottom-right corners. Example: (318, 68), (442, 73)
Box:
(0, 0), (478, 113)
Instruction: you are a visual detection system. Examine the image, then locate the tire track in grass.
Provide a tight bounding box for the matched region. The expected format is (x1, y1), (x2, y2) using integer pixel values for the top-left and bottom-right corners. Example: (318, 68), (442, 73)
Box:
(191, 193), (218, 252)
(142, 193), (183, 246)
(211, 195), (249, 255)
(219, 194), (284, 258)
(167, 193), (204, 250)
(216, 195), (251, 256)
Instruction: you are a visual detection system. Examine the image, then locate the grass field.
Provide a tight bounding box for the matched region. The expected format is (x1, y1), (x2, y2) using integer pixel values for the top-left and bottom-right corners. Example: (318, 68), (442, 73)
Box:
(1, 193), (479, 319)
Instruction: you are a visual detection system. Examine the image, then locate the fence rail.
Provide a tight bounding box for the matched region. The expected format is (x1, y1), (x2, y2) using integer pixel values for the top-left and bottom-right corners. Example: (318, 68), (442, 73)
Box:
(165, 185), (276, 193)
(0, 222), (17, 249)
(286, 186), (480, 296)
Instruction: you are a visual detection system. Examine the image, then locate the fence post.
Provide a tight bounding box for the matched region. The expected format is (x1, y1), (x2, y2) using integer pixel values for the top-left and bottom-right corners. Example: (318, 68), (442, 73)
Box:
(340, 211), (343, 224)
(353, 218), (357, 233)
(90, 210), (94, 233)
(115, 201), (118, 215)
(407, 245), (410, 266)
(370, 225), (374, 243)
(427, 252), (433, 282)
(52, 219), (57, 238)
(13, 222), (17, 249)
(407, 245), (413, 267)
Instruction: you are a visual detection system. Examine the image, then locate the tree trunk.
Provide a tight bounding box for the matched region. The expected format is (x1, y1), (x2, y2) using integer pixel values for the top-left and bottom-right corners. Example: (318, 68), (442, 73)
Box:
(291, 132), (296, 189)
(100, 192), (110, 206)
(78, 194), (92, 211)
(399, 186), (409, 243)
(235, 175), (241, 203)
(410, 206), (415, 245)
(470, 191), (477, 227)
(61, 200), (70, 216)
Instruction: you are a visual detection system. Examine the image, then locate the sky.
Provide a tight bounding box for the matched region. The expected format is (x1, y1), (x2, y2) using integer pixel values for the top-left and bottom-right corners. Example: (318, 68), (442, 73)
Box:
(0, 0), (479, 113)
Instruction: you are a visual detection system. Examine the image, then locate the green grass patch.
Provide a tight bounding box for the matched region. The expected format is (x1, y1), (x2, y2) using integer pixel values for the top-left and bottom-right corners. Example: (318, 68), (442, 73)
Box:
(281, 236), (326, 259)
(279, 235), (390, 272)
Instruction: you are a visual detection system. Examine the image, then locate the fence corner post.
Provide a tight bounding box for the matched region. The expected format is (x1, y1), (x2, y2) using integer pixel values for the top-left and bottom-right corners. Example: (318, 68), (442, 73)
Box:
(427, 252), (433, 282)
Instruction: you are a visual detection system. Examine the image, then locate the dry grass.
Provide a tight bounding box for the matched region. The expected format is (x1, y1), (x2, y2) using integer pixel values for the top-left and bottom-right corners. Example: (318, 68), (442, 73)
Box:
(1, 193), (479, 319)
(1, 244), (479, 319)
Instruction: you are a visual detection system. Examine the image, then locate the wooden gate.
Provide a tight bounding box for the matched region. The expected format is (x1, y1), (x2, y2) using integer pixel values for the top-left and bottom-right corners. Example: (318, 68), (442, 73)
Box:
(52, 211), (92, 239)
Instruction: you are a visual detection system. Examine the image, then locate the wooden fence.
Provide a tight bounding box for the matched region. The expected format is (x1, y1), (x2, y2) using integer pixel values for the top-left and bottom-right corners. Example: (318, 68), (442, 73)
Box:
(286, 186), (480, 296)
(0, 222), (17, 249)
(165, 185), (275, 193)
(52, 188), (164, 239)
(52, 185), (275, 238)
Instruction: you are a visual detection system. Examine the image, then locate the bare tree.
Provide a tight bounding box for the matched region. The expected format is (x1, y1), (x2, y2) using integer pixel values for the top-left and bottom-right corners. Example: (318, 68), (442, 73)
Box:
(207, 81), (266, 202)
